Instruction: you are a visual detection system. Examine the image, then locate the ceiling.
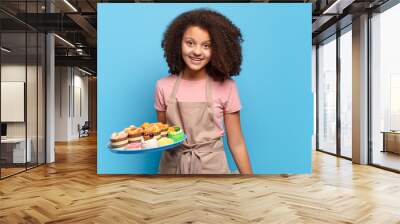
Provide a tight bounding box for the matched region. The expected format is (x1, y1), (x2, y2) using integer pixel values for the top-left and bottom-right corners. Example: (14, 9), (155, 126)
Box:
(0, 0), (394, 75)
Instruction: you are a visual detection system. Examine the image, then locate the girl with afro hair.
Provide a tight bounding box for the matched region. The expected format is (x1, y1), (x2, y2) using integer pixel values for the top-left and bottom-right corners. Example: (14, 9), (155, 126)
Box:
(155, 8), (252, 174)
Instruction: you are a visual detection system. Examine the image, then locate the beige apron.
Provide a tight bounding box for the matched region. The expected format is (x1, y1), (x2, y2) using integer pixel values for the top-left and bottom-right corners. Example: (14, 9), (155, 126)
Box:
(159, 74), (230, 174)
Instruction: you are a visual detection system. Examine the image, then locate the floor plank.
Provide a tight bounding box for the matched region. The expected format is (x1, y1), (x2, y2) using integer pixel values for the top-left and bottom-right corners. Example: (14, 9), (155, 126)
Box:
(1, 135), (400, 223)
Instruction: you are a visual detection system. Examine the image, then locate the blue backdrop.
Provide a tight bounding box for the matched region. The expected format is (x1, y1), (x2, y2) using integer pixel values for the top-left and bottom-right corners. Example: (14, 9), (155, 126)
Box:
(97, 3), (312, 174)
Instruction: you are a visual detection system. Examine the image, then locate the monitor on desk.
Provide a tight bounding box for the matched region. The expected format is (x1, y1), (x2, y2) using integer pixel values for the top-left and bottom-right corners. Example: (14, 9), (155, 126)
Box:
(1, 123), (7, 139)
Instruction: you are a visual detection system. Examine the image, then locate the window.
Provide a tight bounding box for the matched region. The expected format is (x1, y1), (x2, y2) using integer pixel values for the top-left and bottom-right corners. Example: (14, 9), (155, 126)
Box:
(317, 35), (337, 154)
(339, 27), (352, 158)
(371, 2), (400, 171)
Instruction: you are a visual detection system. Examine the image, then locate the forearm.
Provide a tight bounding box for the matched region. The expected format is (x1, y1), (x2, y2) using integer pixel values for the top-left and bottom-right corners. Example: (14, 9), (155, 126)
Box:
(157, 110), (166, 123)
(229, 141), (253, 174)
(224, 111), (253, 174)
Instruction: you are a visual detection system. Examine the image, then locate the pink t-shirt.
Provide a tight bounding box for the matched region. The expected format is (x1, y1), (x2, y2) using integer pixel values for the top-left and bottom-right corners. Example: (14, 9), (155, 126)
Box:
(154, 74), (241, 136)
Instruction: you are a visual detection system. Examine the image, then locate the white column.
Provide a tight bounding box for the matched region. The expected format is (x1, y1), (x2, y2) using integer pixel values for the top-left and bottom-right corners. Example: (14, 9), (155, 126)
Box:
(45, 1), (55, 163)
(46, 33), (55, 163)
(352, 14), (369, 164)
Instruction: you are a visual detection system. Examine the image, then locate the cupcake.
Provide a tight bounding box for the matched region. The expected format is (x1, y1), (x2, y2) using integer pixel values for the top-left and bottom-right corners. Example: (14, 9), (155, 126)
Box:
(128, 127), (144, 143)
(143, 132), (155, 141)
(110, 131), (129, 148)
(145, 126), (161, 140)
(152, 127), (162, 140)
(141, 122), (151, 129)
(158, 137), (174, 146)
(152, 122), (163, 128)
(160, 124), (169, 137)
(168, 126), (185, 142)
(142, 138), (159, 148)
(124, 125), (136, 133)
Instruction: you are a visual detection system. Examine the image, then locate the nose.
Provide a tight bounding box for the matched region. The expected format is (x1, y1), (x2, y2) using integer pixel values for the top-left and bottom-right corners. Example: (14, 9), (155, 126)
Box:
(193, 45), (202, 56)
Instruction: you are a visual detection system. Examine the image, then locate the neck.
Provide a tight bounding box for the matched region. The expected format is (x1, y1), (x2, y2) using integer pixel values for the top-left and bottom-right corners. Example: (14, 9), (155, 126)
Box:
(181, 68), (207, 81)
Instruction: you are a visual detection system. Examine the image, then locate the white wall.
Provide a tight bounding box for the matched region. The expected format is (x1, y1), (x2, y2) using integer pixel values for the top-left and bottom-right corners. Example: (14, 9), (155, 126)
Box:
(1, 65), (42, 137)
(1, 64), (46, 163)
(72, 72), (89, 138)
(55, 67), (89, 141)
(1, 65), (27, 140)
(55, 66), (69, 141)
(1, 65), (25, 135)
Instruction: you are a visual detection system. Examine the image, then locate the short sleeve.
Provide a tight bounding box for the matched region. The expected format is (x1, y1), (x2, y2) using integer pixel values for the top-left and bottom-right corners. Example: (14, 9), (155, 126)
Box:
(224, 80), (242, 113)
(154, 80), (166, 111)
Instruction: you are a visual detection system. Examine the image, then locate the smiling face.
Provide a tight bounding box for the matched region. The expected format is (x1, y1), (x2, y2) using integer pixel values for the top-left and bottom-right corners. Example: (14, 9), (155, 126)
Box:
(181, 26), (212, 73)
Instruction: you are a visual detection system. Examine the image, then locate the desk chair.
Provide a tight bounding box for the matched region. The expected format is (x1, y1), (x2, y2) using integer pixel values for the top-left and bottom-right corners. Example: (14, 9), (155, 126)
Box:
(78, 121), (90, 138)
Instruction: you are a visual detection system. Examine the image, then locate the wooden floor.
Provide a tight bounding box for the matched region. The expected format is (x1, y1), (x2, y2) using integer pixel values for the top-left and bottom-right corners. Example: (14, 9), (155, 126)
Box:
(1, 135), (400, 224)
(373, 150), (400, 171)
(1, 167), (26, 178)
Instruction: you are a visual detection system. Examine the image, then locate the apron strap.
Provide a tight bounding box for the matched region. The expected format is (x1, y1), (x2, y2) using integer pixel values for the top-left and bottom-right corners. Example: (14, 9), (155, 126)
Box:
(169, 73), (182, 101)
(169, 73), (185, 131)
(182, 137), (221, 149)
(169, 72), (213, 106)
(205, 75), (213, 108)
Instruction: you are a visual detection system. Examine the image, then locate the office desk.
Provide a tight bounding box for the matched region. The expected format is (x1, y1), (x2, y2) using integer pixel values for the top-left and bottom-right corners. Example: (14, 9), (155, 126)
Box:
(1, 138), (32, 163)
(381, 131), (400, 154)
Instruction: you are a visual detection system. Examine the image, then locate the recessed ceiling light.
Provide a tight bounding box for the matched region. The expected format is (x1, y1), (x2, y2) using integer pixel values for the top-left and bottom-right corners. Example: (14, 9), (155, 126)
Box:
(78, 67), (93, 76)
(1, 47), (11, 53)
(54, 34), (75, 48)
(63, 0), (78, 12)
(322, 0), (355, 15)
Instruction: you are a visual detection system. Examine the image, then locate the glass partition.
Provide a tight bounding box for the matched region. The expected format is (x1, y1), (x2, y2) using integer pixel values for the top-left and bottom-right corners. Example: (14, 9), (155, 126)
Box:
(1, 30), (28, 177)
(317, 35), (337, 155)
(0, 1), (46, 179)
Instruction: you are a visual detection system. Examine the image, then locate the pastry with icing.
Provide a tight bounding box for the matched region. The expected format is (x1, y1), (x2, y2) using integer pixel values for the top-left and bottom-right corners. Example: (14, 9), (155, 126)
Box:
(158, 137), (174, 146)
(167, 126), (185, 142)
(128, 127), (144, 143)
(125, 142), (142, 150)
(145, 125), (161, 140)
(142, 138), (159, 148)
(110, 131), (129, 148)
(141, 122), (151, 129)
(160, 124), (169, 137)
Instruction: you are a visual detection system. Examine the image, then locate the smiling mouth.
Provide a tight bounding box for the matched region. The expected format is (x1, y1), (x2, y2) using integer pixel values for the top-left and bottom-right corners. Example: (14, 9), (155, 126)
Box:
(189, 56), (203, 62)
